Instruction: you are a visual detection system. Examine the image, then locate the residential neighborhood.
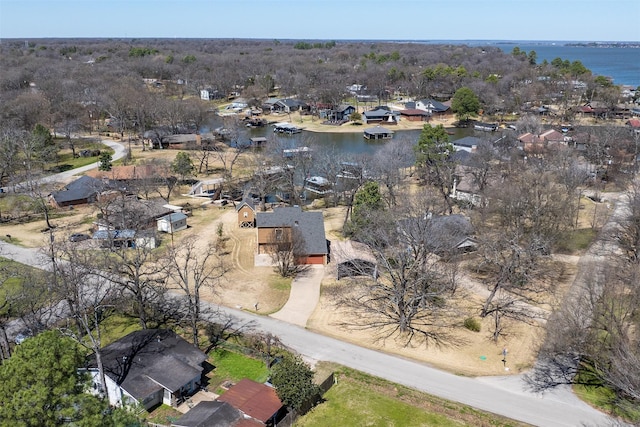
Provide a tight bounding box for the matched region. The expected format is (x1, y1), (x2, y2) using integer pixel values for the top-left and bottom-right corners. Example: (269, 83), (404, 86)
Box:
(0, 36), (639, 427)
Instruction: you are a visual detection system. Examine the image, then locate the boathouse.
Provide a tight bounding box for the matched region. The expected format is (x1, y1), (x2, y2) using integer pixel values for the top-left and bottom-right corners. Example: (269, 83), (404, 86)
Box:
(364, 125), (394, 140)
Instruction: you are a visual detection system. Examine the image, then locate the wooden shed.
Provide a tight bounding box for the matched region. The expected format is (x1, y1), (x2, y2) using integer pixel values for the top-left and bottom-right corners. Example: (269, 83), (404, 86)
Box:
(236, 199), (256, 228)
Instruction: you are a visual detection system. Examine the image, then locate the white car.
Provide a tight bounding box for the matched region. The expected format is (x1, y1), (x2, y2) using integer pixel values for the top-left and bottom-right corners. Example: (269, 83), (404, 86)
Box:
(14, 329), (32, 344)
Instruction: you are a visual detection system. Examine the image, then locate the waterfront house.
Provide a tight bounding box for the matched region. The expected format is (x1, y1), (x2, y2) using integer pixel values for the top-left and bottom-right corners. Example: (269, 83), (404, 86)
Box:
(411, 99), (450, 116)
(399, 108), (431, 122)
(363, 106), (400, 124)
(452, 136), (481, 153)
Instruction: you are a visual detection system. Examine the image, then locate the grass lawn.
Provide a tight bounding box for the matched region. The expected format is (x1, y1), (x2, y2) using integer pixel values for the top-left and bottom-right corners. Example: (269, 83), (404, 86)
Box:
(296, 367), (530, 427)
(265, 276), (292, 314)
(144, 404), (183, 425)
(46, 138), (114, 172)
(207, 348), (269, 393)
(97, 313), (143, 347)
(574, 382), (640, 423)
(555, 228), (598, 254)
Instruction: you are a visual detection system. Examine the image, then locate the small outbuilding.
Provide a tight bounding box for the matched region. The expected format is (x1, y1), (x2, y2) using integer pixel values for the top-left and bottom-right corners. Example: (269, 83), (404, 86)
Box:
(157, 212), (188, 233)
(236, 199), (256, 228)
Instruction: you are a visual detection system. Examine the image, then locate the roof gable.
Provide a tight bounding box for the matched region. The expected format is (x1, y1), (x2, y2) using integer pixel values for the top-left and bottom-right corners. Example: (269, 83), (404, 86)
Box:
(417, 99), (449, 112)
(50, 175), (105, 204)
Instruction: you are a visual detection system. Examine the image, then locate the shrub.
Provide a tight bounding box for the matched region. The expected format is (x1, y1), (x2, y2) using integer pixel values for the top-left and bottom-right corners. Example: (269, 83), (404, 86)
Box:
(463, 317), (481, 332)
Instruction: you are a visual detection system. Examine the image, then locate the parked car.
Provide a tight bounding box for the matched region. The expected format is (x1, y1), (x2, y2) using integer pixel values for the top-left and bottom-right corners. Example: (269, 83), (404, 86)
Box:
(69, 233), (90, 242)
(14, 329), (32, 344)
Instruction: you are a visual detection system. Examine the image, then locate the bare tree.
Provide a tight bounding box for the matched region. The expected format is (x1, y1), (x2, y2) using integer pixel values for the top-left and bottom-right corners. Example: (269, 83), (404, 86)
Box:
(526, 262), (640, 416)
(371, 136), (415, 208)
(163, 236), (227, 347)
(92, 194), (167, 329)
(266, 225), (309, 278)
(52, 242), (119, 403)
(332, 206), (462, 347)
(474, 165), (574, 339)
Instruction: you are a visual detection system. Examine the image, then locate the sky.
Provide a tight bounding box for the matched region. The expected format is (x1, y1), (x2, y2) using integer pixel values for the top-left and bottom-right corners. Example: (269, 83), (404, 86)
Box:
(1, 0), (639, 42)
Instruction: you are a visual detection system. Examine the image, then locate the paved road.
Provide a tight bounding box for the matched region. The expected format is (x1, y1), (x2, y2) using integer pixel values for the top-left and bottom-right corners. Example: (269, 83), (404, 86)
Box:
(1, 137), (127, 192)
(0, 239), (613, 427)
(39, 138), (128, 185)
(0, 153), (619, 426)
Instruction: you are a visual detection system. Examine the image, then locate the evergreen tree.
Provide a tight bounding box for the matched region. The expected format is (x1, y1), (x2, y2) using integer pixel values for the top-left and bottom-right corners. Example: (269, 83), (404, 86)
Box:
(348, 181), (384, 235)
(0, 330), (142, 427)
(98, 152), (113, 171)
(0, 331), (100, 426)
(414, 124), (456, 213)
(171, 151), (194, 182)
(270, 354), (320, 412)
(451, 87), (480, 122)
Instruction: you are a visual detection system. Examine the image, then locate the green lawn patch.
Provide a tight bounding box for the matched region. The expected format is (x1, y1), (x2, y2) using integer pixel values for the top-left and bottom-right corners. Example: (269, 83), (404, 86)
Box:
(264, 276), (292, 314)
(144, 404), (182, 425)
(207, 348), (269, 392)
(573, 379), (640, 423)
(47, 139), (114, 172)
(297, 367), (529, 427)
(98, 313), (143, 347)
(555, 228), (597, 254)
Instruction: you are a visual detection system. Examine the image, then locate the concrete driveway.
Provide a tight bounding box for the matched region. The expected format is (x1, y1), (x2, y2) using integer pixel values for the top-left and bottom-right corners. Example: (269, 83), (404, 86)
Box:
(269, 265), (324, 327)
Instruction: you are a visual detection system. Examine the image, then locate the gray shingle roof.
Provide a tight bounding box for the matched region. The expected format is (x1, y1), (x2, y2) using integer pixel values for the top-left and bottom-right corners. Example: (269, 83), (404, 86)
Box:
(172, 401), (241, 427)
(159, 212), (188, 223)
(89, 329), (207, 402)
(50, 175), (104, 204)
(364, 125), (394, 135)
(418, 99), (449, 112)
(256, 206), (327, 255)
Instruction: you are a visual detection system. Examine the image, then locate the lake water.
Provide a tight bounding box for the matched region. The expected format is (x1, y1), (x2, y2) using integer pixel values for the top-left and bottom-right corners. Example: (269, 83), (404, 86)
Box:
(242, 125), (477, 157)
(216, 39), (639, 167)
(415, 40), (640, 88)
(411, 40), (640, 87)
(496, 42), (640, 88)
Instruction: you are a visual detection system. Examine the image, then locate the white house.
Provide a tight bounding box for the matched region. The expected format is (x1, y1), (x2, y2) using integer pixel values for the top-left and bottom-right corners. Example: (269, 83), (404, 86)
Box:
(87, 329), (207, 410)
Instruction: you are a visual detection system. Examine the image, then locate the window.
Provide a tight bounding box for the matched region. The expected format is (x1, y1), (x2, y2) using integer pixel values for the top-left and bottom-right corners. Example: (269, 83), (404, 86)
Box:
(243, 212), (248, 218)
(275, 228), (283, 241)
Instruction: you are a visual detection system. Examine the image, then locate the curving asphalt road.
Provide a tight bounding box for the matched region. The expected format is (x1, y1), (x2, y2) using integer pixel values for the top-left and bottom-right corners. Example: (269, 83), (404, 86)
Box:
(39, 138), (128, 185)
(0, 238), (614, 427)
